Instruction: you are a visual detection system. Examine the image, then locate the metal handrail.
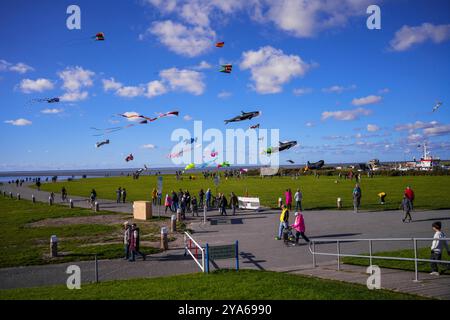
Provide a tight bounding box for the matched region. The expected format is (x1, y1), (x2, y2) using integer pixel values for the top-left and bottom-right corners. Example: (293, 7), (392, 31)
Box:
(184, 232), (205, 272)
(308, 237), (450, 282)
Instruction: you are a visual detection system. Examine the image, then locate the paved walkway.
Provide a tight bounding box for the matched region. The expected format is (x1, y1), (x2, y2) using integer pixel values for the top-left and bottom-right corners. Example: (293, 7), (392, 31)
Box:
(1, 183), (449, 299)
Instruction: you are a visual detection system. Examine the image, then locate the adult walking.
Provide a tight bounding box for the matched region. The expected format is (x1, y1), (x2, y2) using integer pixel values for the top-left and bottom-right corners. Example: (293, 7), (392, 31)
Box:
(220, 194), (228, 216)
(129, 223), (146, 262)
(401, 196), (413, 223)
(276, 205), (289, 240)
(121, 188), (127, 203)
(430, 221), (449, 276)
(352, 184), (362, 213)
(123, 222), (131, 260)
(61, 187), (67, 202)
(230, 192), (239, 215)
(404, 186), (415, 210)
(164, 194), (173, 213)
(294, 188), (303, 211)
(291, 211), (310, 245)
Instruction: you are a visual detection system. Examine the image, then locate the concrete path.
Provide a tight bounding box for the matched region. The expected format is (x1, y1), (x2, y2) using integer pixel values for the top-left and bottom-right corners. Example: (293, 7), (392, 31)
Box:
(1, 183), (449, 299)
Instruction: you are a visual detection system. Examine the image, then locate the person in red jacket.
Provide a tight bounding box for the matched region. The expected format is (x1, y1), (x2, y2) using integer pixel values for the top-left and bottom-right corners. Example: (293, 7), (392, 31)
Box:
(404, 186), (415, 210)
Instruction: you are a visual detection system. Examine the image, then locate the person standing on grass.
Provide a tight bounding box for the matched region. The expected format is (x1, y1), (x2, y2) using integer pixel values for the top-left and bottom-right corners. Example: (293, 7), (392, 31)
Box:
(294, 188), (303, 211)
(430, 221), (449, 276)
(116, 187), (122, 203)
(352, 183), (362, 213)
(404, 186), (415, 210)
(123, 222), (131, 260)
(122, 188), (127, 203)
(129, 223), (146, 262)
(276, 205), (289, 240)
(291, 212), (310, 245)
(400, 196), (413, 223)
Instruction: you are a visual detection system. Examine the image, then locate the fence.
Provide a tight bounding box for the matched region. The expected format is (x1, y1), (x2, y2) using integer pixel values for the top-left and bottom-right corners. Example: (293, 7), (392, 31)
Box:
(184, 232), (206, 272)
(308, 237), (450, 282)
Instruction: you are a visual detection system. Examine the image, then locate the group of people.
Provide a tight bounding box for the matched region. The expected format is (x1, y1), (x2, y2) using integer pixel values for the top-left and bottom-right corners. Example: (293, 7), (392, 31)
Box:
(123, 221), (146, 262)
(115, 187), (127, 203)
(275, 205), (310, 246)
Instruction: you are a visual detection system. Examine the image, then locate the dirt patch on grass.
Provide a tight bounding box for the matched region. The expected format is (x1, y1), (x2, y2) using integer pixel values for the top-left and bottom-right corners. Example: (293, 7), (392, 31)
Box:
(26, 215), (129, 228)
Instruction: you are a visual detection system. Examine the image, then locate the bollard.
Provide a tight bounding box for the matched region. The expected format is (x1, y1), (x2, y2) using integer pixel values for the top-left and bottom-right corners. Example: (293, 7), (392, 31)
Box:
(160, 227), (169, 250)
(337, 197), (342, 209)
(17, 193), (21, 200)
(69, 199), (74, 208)
(32, 195), (36, 203)
(49, 196), (53, 206)
(177, 208), (182, 221)
(170, 215), (177, 232)
(50, 235), (58, 257)
(94, 201), (99, 212)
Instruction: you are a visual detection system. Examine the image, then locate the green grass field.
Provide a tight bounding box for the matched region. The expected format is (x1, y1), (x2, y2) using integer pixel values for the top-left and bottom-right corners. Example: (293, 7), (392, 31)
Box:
(0, 270), (425, 300)
(0, 197), (171, 268)
(343, 247), (450, 273)
(37, 174), (450, 211)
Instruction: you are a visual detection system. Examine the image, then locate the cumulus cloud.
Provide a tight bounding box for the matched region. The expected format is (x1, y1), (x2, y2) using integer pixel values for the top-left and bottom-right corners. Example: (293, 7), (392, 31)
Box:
(305, 121), (314, 127)
(218, 91), (232, 99)
(390, 23), (450, 51)
(145, 20), (216, 57)
(60, 91), (88, 102)
(41, 108), (63, 114)
(58, 66), (95, 102)
(4, 118), (32, 126)
(192, 61), (212, 70)
(293, 87), (313, 96)
(351, 95), (382, 106)
(395, 121), (439, 132)
(240, 46), (311, 94)
(159, 68), (205, 95)
(116, 86), (145, 98)
(321, 108), (372, 121)
(102, 78), (123, 92)
(423, 124), (450, 137)
(1, 59), (34, 74)
(367, 124), (380, 132)
(19, 78), (54, 93)
(183, 114), (193, 121)
(146, 80), (168, 98)
(322, 84), (356, 94)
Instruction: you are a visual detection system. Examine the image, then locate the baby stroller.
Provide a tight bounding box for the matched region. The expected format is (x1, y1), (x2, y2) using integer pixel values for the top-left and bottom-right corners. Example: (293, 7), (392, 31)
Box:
(282, 226), (296, 246)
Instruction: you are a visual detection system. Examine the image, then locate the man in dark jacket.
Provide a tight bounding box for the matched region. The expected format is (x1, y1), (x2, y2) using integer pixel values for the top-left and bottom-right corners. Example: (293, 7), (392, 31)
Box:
(220, 194), (228, 216)
(129, 223), (146, 262)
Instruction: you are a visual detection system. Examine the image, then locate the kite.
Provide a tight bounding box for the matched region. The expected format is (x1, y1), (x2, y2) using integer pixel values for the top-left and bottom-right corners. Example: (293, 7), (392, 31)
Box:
(95, 139), (110, 148)
(184, 137), (198, 145)
(220, 64), (232, 74)
(93, 32), (105, 41)
(240, 168), (248, 173)
(167, 143), (201, 159)
(90, 120), (147, 136)
(30, 97), (60, 104)
(250, 124), (260, 129)
(134, 164), (149, 178)
(432, 101), (443, 112)
(217, 161), (230, 168)
(125, 154), (134, 162)
(215, 42), (225, 48)
(210, 150), (219, 157)
(118, 110), (179, 122)
(262, 141), (297, 155)
(304, 160), (325, 171)
(225, 111), (260, 124)
(199, 158), (218, 169)
(286, 160), (295, 164)
(185, 163), (195, 171)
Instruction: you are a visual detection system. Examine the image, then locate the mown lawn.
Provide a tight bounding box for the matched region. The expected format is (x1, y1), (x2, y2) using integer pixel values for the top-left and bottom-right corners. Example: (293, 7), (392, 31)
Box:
(36, 174), (450, 211)
(0, 270), (426, 300)
(0, 197), (168, 268)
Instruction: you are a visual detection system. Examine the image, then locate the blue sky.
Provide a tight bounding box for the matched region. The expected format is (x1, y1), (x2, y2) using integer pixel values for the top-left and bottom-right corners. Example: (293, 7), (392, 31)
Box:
(1, 0), (450, 170)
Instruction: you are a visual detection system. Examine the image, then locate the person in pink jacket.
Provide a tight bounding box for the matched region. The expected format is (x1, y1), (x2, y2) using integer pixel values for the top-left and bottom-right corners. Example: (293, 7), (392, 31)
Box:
(285, 189), (293, 210)
(164, 194), (173, 213)
(291, 212), (310, 245)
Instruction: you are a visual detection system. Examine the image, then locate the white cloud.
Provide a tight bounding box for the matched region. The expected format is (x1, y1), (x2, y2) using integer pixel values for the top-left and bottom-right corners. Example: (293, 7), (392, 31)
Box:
(423, 124), (450, 137)
(183, 114), (193, 121)
(159, 68), (205, 95)
(322, 84), (356, 94)
(1, 59), (34, 74)
(367, 124), (380, 132)
(395, 121), (438, 132)
(59, 66), (95, 92)
(146, 80), (168, 98)
(390, 23), (450, 51)
(378, 88), (390, 94)
(60, 91), (89, 102)
(351, 95), (382, 106)
(5, 118), (32, 126)
(240, 46), (311, 94)
(293, 87), (312, 96)
(321, 108), (372, 121)
(41, 108), (63, 114)
(305, 121), (314, 127)
(0, 60), (11, 72)
(19, 78), (54, 93)
(141, 144), (157, 149)
(102, 78), (123, 92)
(116, 86), (145, 98)
(146, 20), (216, 57)
(408, 133), (423, 143)
(218, 90), (232, 99)
(192, 61), (212, 70)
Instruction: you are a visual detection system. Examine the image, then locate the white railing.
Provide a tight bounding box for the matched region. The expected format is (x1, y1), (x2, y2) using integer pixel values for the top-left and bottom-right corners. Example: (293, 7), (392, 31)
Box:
(308, 237), (450, 282)
(184, 232), (205, 272)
